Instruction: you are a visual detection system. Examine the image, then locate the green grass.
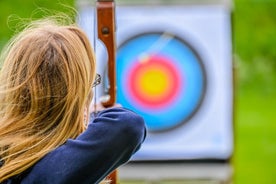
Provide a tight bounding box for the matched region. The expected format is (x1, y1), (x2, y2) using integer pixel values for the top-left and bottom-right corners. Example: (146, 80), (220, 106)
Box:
(234, 87), (276, 184)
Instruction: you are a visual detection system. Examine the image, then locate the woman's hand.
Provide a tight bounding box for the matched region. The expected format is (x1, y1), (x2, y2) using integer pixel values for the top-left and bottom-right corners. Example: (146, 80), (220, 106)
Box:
(84, 103), (121, 124)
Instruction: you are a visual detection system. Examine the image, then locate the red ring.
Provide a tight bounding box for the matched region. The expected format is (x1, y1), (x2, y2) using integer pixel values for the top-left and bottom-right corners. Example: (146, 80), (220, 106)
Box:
(127, 54), (182, 109)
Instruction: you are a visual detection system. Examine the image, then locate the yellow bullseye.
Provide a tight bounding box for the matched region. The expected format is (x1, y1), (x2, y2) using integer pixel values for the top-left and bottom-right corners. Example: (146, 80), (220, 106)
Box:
(129, 55), (180, 107)
(138, 68), (169, 98)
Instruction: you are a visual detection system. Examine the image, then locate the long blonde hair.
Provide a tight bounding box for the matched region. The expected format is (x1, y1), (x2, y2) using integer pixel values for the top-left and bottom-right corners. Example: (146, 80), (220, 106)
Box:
(0, 18), (96, 181)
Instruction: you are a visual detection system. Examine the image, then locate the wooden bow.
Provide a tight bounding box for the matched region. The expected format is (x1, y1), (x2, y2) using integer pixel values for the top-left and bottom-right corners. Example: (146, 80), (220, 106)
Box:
(96, 0), (117, 183)
(96, 0), (116, 108)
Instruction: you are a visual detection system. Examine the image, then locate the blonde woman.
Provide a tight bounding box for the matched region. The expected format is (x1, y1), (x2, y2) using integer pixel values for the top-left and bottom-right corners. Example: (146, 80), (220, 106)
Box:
(0, 18), (146, 184)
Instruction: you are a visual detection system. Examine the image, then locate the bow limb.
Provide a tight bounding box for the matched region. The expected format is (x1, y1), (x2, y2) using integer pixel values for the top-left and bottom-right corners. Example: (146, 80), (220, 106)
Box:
(96, 0), (116, 108)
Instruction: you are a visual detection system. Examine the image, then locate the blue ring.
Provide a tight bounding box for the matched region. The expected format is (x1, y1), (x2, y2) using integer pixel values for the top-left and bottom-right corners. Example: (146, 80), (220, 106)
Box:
(117, 33), (206, 132)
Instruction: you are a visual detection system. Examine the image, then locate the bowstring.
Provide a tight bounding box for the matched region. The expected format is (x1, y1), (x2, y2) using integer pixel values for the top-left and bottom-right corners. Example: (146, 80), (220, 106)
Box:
(93, 3), (98, 117)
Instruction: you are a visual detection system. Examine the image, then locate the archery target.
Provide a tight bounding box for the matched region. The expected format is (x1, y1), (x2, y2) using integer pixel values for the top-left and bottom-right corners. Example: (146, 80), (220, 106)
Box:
(78, 2), (233, 161)
(117, 33), (206, 132)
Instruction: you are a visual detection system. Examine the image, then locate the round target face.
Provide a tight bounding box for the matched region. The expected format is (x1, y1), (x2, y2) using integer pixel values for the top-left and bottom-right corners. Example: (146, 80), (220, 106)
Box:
(117, 32), (206, 132)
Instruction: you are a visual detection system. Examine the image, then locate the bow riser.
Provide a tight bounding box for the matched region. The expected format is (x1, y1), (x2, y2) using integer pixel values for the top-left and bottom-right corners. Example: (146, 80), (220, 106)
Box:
(96, 0), (116, 107)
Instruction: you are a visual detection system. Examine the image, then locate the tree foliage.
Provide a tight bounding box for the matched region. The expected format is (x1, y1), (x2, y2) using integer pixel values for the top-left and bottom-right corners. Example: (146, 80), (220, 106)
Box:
(233, 0), (276, 91)
(0, 0), (75, 50)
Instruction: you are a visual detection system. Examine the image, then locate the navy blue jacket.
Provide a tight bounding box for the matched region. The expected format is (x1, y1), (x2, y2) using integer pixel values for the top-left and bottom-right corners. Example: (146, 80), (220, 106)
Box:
(2, 107), (146, 184)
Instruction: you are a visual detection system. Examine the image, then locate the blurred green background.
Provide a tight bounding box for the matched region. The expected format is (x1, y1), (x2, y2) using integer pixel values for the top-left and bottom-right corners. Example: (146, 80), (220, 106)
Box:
(0, 0), (275, 183)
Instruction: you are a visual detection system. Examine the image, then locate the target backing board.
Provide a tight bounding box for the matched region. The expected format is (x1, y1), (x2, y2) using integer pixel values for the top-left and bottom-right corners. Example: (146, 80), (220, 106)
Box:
(78, 3), (233, 161)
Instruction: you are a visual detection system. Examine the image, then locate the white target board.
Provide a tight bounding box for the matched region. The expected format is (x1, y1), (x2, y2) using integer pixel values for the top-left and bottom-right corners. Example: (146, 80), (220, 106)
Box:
(78, 3), (233, 161)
